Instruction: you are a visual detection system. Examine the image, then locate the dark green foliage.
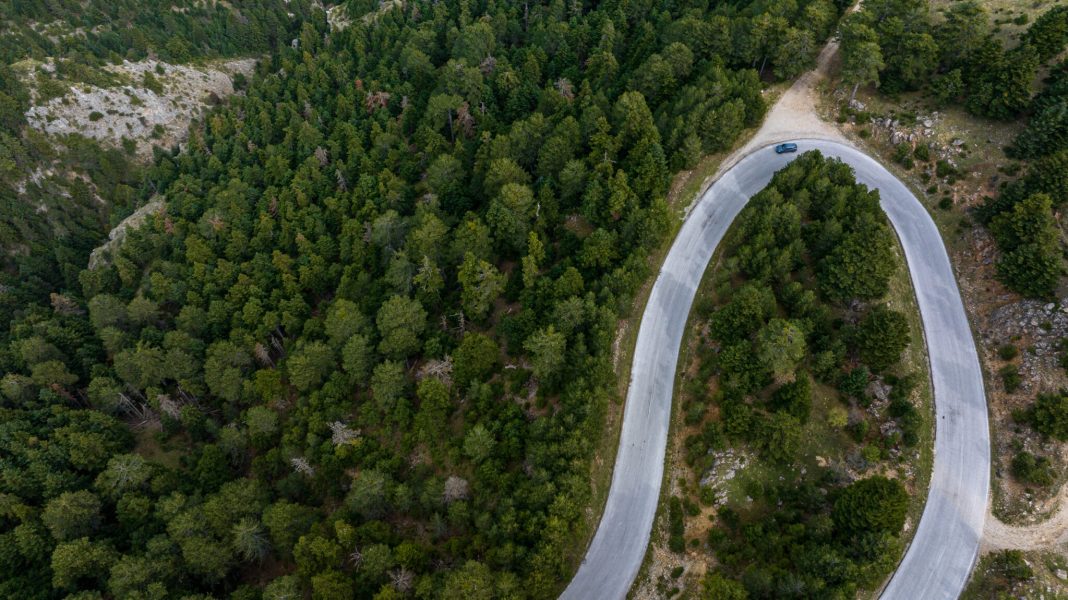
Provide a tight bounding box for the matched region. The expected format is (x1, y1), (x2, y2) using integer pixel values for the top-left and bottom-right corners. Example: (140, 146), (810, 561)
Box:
(989, 194), (1061, 298)
(966, 45), (1039, 120)
(668, 496), (686, 553)
(888, 374), (921, 446)
(893, 142), (914, 168)
(703, 152), (906, 423)
(839, 366), (870, 402)
(701, 573), (748, 599)
(992, 549), (1034, 580)
(854, 305), (911, 372)
(688, 154), (912, 597)
(998, 344), (1019, 360)
(1025, 391), (1068, 439)
(817, 218), (896, 302)
(841, 1), (1065, 121)
(968, 550), (1035, 597)
(1020, 6), (1068, 63)
(839, 4), (1068, 297)
(0, 2), (313, 344)
(936, 160), (958, 180)
(710, 284), (776, 343)
(1000, 365), (1022, 393)
(981, 150), (1068, 226)
(1011, 451), (1055, 486)
(0, 0), (312, 66)
(1009, 97), (1068, 160)
(452, 332), (499, 388)
(684, 421), (724, 473)
(709, 476), (906, 598)
(770, 376), (812, 422)
(841, 0), (935, 94)
(0, 0), (850, 593)
(0, 0), (853, 597)
(832, 476), (908, 537)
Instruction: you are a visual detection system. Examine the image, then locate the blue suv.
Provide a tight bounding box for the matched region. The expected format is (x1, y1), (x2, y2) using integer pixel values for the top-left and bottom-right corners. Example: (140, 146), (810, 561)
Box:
(775, 142), (798, 154)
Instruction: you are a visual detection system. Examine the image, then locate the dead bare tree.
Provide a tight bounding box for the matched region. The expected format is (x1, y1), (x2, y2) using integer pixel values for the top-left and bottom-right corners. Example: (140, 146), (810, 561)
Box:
(443, 475), (470, 503)
(555, 78), (574, 101)
(456, 102), (475, 137)
(253, 342), (274, 367)
(390, 567), (414, 592)
(348, 546), (363, 567)
(290, 457), (315, 477)
(418, 356), (453, 384)
(365, 90), (391, 112)
(329, 421), (360, 446)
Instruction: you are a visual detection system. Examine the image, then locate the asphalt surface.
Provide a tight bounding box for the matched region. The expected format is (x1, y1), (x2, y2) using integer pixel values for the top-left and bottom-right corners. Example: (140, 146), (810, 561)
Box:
(561, 140), (989, 600)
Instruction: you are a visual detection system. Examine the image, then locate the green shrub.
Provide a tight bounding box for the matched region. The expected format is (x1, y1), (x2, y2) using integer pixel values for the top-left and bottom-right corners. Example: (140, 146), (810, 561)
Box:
(913, 144), (930, 162)
(1058, 339), (1068, 373)
(142, 71), (164, 94)
(1029, 391), (1068, 439)
(1011, 451), (1055, 486)
(936, 160), (956, 179)
(893, 142), (914, 168)
(668, 496), (686, 553)
(770, 376), (811, 422)
(832, 476), (909, 536)
(1000, 365), (1021, 393)
(683, 497), (700, 517)
(990, 549), (1033, 581)
(88, 111), (104, 121)
(998, 344), (1019, 360)
(855, 305), (910, 372)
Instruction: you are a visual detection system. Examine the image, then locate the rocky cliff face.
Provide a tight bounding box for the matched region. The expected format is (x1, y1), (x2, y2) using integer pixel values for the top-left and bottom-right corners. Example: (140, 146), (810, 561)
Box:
(25, 58), (257, 160)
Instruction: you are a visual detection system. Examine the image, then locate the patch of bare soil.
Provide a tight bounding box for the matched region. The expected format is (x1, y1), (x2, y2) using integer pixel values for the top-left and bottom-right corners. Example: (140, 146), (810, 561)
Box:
(25, 58), (256, 159)
(709, 35), (845, 186)
(985, 483), (1068, 552)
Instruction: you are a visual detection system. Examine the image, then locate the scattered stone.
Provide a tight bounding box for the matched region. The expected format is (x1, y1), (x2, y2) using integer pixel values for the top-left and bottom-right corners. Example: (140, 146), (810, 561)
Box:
(1056, 569), (1067, 581)
(25, 58), (256, 159)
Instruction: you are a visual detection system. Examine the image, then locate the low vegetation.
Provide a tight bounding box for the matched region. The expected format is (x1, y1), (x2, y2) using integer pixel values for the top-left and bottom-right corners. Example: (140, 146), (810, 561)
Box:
(963, 549), (1036, 598)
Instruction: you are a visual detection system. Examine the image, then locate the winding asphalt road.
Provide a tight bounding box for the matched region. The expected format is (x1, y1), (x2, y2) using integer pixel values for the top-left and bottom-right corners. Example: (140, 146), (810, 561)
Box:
(562, 140), (989, 600)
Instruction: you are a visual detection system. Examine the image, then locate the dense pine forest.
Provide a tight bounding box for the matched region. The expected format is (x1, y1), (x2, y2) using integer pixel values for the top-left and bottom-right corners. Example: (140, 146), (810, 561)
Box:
(0, 0), (315, 354)
(684, 152), (917, 597)
(0, 0), (850, 598)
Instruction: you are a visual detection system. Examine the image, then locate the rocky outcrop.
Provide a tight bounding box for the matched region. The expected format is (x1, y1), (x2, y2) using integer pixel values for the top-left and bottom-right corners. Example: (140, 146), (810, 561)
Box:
(88, 196), (165, 269)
